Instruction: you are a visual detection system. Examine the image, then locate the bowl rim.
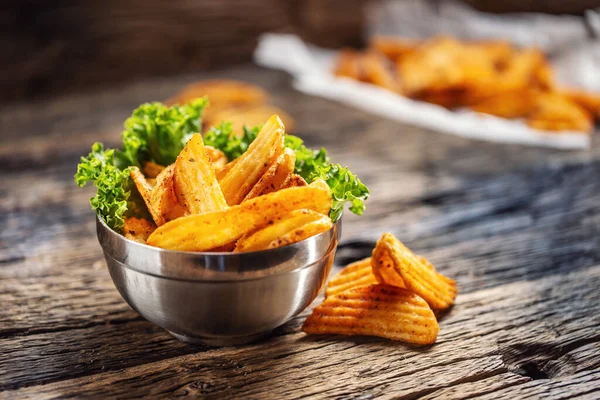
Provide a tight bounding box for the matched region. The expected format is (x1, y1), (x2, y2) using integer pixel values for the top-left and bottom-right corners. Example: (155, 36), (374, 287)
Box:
(96, 214), (341, 280)
(97, 213), (340, 256)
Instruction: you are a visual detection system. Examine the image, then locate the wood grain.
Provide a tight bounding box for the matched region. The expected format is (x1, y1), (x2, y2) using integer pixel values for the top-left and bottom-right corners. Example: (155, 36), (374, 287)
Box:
(1, 64), (599, 398)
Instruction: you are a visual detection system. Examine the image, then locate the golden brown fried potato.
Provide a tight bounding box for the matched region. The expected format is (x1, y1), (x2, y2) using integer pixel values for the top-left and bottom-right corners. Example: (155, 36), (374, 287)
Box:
(468, 40), (514, 71)
(471, 90), (539, 119)
(219, 115), (285, 205)
(325, 257), (379, 298)
(142, 161), (166, 179)
(497, 49), (548, 92)
(244, 148), (296, 201)
(267, 214), (333, 249)
(123, 217), (156, 243)
(371, 247), (405, 289)
(369, 36), (419, 62)
(302, 284), (439, 344)
(360, 52), (400, 92)
(373, 233), (457, 310)
(173, 134), (227, 215)
(165, 79), (267, 108)
(560, 89), (600, 119)
(234, 209), (326, 252)
(396, 36), (466, 96)
(149, 165), (185, 226)
(210, 105), (296, 134)
(280, 174), (308, 189)
(334, 49), (362, 80)
(216, 158), (238, 181)
(130, 167), (153, 211)
(147, 185), (332, 251)
(527, 93), (593, 132)
(205, 146), (228, 169)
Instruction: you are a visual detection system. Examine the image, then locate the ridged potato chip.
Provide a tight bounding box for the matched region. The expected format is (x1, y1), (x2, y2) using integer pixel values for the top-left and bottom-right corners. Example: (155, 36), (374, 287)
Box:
(325, 257), (379, 298)
(302, 284), (439, 344)
(371, 247), (405, 289)
(373, 233), (457, 310)
(173, 133), (227, 215)
(147, 184), (331, 251)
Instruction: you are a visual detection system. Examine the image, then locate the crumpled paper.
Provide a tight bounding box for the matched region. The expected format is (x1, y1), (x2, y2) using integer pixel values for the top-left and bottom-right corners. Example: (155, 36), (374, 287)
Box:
(254, 2), (598, 150)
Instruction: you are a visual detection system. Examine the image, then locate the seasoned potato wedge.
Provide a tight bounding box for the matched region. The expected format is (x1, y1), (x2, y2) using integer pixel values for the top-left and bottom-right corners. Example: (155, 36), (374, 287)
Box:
(266, 215), (333, 249)
(244, 148), (296, 201)
(142, 161), (166, 179)
(205, 145), (228, 169)
(123, 217), (156, 244)
(165, 79), (267, 108)
(219, 115), (285, 205)
(173, 133), (227, 215)
(149, 165), (185, 226)
(130, 167), (153, 211)
(280, 173), (308, 189)
(235, 209), (326, 252)
(147, 185), (332, 251)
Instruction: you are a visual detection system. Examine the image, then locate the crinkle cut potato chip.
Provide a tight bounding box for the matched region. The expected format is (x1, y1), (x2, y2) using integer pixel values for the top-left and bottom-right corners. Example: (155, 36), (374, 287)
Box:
(371, 247), (405, 289)
(373, 233), (457, 310)
(325, 257), (379, 298)
(302, 284), (439, 344)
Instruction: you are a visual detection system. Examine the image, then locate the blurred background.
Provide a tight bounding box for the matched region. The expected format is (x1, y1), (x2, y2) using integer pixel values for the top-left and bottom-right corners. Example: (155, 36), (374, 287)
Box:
(2, 0), (599, 105)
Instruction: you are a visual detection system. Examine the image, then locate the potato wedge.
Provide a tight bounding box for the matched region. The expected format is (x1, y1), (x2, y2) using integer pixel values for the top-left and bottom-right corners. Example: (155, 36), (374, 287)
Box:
(266, 214), (333, 249)
(142, 161), (166, 179)
(561, 89), (600, 119)
(373, 233), (457, 310)
(165, 79), (267, 108)
(219, 115), (285, 205)
(205, 145), (228, 169)
(173, 134), (227, 215)
(149, 165), (185, 226)
(527, 93), (593, 132)
(369, 36), (419, 62)
(147, 185), (332, 251)
(280, 173), (308, 189)
(130, 167), (153, 211)
(325, 257), (379, 298)
(216, 158), (238, 181)
(471, 90), (538, 119)
(244, 148), (296, 201)
(334, 49), (362, 80)
(235, 209), (326, 252)
(123, 217), (156, 244)
(302, 284), (439, 344)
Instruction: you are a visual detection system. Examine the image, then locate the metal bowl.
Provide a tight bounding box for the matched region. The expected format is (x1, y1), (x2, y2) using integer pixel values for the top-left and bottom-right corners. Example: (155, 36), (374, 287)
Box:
(96, 216), (340, 346)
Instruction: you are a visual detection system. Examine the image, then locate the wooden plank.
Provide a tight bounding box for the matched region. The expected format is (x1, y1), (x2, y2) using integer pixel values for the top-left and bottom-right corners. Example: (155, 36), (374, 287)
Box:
(2, 265), (598, 397)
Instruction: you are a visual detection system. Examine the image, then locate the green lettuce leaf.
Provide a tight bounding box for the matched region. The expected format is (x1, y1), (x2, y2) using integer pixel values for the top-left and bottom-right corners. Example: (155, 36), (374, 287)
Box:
(75, 143), (132, 231)
(203, 123), (260, 161)
(117, 98), (208, 167)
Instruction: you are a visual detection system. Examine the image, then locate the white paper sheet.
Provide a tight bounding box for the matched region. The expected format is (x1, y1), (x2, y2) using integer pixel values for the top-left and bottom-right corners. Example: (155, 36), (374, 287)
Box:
(255, 0), (600, 150)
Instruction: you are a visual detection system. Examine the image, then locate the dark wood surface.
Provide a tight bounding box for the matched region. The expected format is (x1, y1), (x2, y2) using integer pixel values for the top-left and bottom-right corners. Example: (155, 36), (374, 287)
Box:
(1, 64), (599, 399)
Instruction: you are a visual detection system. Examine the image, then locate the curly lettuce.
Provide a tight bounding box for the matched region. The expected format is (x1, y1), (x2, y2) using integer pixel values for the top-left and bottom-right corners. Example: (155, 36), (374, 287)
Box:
(76, 100), (208, 231)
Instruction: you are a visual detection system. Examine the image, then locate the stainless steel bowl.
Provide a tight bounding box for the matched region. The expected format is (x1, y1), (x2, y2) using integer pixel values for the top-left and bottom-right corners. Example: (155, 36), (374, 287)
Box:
(96, 216), (340, 346)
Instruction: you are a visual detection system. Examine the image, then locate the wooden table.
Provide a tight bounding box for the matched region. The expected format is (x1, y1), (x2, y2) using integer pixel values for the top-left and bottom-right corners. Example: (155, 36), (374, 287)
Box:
(1, 65), (599, 399)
